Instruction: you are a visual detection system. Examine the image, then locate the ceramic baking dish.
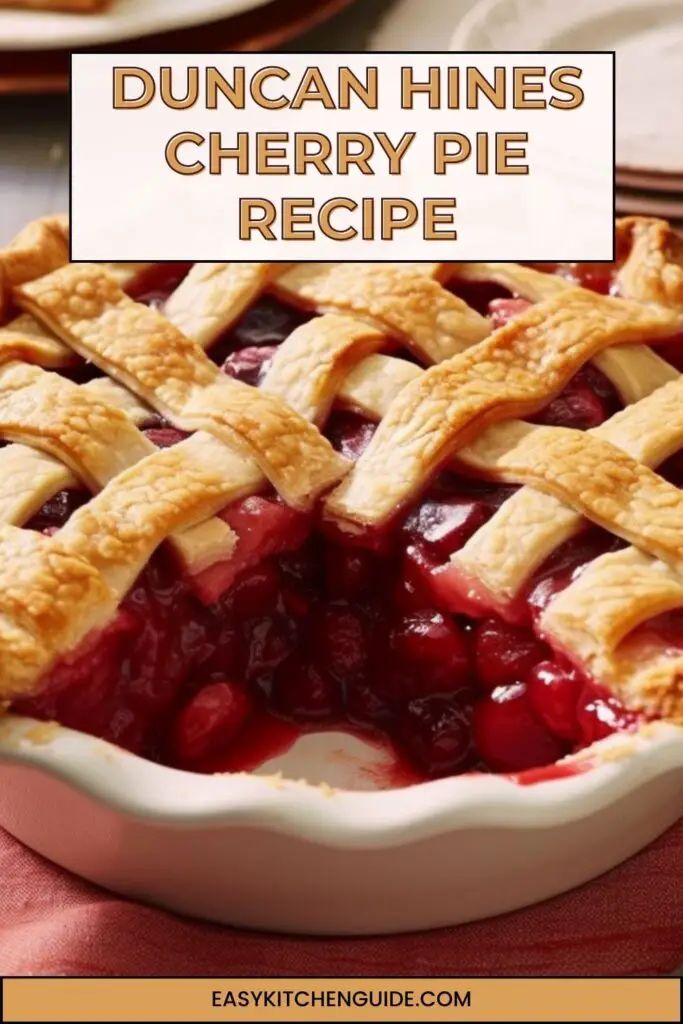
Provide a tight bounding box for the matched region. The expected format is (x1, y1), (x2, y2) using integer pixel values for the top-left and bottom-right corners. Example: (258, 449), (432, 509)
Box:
(0, 714), (681, 935)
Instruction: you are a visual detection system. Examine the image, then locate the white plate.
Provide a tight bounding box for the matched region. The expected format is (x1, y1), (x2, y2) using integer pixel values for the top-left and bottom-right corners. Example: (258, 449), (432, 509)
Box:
(0, 715), (681, 934)
(451, 0), (683, 175)
(0, 0), (271, 50)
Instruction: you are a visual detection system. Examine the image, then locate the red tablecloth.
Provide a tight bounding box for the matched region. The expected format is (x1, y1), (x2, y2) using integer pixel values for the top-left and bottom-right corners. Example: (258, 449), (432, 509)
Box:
(1, 822), (681, 977)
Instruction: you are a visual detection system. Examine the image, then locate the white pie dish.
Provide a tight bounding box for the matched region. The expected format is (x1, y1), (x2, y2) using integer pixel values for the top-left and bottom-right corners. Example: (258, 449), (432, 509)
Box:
(0, 713), (681, 935)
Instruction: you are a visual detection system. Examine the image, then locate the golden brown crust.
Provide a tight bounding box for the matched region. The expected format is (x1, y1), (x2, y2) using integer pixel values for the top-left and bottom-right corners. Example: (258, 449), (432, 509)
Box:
(0, 314), (75, 369)
(0, 444), (75, 525)
(181, 377), (348, 509)
(324, 288), (680, 530)
(17, 264), (218, 413)
(451, 374), (683, 616)
(0, 361), (153, 490)
(0, 525), (116, 701)
(164, 263), (288, 349)
(0, 360), (240, 579)
(261, 315), (385, 425)
(0, 216), (69, 319)
(617, 216), (683, 310)
(457, 420), (683, 575)
(541, 549), (683, 721)
(16, 264), (349, 508)
(1, 215), (683, 725)
(275, 263), (490, 363)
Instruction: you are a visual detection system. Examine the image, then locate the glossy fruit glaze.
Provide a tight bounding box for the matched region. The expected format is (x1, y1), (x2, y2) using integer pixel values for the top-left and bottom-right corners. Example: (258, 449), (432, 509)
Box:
(13, 256), (674, 781)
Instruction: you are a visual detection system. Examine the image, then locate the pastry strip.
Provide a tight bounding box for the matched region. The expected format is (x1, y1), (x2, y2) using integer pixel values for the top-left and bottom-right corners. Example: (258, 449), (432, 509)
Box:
(325, 289), (680, 529)
(452, 374), (683, 615)
(164, 263), (288, 348)
(0, 431), (266, 699)
(261, 315), (386, 425)
(16, 265), (348, 509)
(617, 216), (683, 310)
(0, 361), (241, 575)
(541, 548), (683, 721)
(274, 263), (490, 363)
(451, 420), (683, 576)
(0, 216), (68, 318)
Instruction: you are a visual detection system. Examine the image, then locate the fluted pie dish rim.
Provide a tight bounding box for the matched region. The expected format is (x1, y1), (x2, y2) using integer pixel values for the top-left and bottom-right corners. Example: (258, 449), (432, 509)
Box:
(1, 713), (681, 846)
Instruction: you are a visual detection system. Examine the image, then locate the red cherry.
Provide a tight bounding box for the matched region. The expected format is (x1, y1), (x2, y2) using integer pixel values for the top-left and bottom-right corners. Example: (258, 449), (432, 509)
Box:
(531, 366), (620, 431)
(527, 661), (583, 741)
(396, 695), (473, 777)
(346, 678), (392, 724)
(323, 542), (379, 599)
(170, 681), (251, 764)
(473, 618), (550, 691)
(395, 544), (444, 611)
(245, 613), (296, 678)
(221, 345), (277, 385)
(325, 411), (377, 461)
(577, 683), (637, 744)
(389, 611), (470, 682)
(312, 603), (369, 684)
(272, 655), (339, 721)
(192, 494), (311, 603)
(473, 683), (568, 772)
(403, 496), (491, 558)
(230, 561), (281, 620)
(143, 426), (189, 448)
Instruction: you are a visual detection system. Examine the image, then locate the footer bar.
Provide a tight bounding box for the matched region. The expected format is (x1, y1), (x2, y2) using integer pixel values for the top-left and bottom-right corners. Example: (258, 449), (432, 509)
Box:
(1, 977), (681, 1023)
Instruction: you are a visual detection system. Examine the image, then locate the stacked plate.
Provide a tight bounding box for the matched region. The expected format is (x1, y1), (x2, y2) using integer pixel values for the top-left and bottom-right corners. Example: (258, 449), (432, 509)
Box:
(616, 168), (683, 230)
(450, 0), (683, 227)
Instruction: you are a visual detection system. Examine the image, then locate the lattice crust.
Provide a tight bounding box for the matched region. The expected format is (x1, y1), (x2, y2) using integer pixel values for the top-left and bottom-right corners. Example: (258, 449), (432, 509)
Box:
(0, 523), (116, 700)
(0, 432), (267, 699)
(0, 216), (68, 318)
(80, 377), (152, 427)
(442, 261), (571, 301)
(0, 444), (74, 524)
(261, 316), (386, 425)
(336, 353), (422, 418)
(451, 374), (683, 611)
(274, 263), (490, 363)
(0, 313), (75, 369)
(0, 361), (153, 489)
(444, 260), (681, 406)
(541, 549), (683, 722)
(0, 360), (241, 574)
(325, 289), (680, 530)
(454, 420), (683, 575)
(590, 345), (679, 405)
(617, 216), (683, 310)
(164, 263), (288, 348)
(1, 214), (683, 723)
(15, 264), (349, 509)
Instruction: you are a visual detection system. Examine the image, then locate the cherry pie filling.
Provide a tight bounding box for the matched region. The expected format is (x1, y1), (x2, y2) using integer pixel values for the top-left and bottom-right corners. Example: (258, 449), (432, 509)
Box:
(11, 257), (677, 781)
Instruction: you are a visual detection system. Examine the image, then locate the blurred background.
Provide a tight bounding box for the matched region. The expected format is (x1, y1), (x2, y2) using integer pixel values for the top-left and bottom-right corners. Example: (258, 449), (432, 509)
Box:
(2, 0), (682, 236)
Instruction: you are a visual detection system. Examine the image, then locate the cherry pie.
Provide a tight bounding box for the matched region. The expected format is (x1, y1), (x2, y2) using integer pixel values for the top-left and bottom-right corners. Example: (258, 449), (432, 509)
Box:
(0, 214), (682, 781)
